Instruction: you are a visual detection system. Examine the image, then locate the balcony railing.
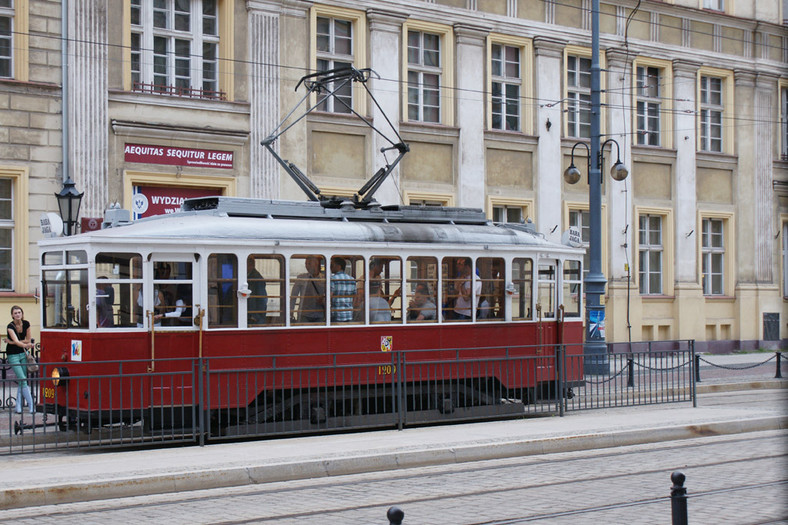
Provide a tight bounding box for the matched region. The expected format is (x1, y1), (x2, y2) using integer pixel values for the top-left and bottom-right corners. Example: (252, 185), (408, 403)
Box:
(132, 82), (226, 101)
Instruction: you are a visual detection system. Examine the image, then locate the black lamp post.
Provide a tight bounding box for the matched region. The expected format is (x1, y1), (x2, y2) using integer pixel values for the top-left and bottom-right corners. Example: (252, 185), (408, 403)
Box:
(564, 138), (628, 374)
(55, 177), (84, 236)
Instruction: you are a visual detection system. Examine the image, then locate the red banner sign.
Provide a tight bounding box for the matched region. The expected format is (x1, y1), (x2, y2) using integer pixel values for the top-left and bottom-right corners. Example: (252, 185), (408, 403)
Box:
(124, 143), (234, 169)
(132, 185), (222, 219)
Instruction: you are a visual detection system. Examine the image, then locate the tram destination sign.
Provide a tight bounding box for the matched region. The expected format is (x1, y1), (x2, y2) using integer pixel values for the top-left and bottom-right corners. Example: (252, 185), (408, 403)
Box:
(124, 143), (234, 169)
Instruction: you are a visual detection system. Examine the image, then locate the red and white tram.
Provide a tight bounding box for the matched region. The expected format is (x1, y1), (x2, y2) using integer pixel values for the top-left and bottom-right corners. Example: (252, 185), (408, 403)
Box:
(38, 197), (585, 432)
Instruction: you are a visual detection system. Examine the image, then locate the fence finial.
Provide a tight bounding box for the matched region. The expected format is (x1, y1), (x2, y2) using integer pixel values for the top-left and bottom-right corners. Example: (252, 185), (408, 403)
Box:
(387, 506), (404, 525)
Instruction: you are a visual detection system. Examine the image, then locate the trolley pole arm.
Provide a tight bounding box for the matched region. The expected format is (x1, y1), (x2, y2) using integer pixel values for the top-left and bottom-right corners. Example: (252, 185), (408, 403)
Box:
(356, 143), (409, 204)
(261, 143), (321, 201)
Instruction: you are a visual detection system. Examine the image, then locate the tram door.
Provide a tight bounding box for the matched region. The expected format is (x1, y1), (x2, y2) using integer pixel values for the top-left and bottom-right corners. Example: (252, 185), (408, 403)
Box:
(147, 256), (197, 331)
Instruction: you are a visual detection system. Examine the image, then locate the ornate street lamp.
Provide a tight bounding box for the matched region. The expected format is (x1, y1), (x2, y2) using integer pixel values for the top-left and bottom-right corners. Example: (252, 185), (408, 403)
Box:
(55, 177), (84, 236)
(564, 138), (628, 374)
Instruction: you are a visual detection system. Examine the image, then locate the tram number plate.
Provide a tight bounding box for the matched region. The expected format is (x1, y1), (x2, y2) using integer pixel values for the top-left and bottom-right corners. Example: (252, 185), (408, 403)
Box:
(377, 365), (397, 375)
(44, 387), (55, 400)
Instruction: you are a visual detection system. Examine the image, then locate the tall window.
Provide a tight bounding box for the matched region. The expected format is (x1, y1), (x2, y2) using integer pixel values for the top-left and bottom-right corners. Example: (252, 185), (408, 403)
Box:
(130, 0), (221, 99)
(0, 0), (12, 78)
(569, 208), (590, 280)
(567, 55), (591, 139)
(638, 214), (663, 295)
(702, 218), (725, 295)
(636, 66), (661, 146)
(0, 178), (12, 289)
(700, 76), (723, 152)
(407, 30), (441, 123)
(490, 43), (521, 131)
(781, 85), (788, 161)
(315, 16), (353, 113)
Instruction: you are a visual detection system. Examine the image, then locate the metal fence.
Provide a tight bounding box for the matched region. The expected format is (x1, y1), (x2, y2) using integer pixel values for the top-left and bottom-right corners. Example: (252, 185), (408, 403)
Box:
(1, 341), (701, 454)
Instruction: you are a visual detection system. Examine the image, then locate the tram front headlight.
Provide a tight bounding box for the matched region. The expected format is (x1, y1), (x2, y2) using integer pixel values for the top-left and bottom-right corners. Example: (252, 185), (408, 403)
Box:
(51, 367), (70, 387)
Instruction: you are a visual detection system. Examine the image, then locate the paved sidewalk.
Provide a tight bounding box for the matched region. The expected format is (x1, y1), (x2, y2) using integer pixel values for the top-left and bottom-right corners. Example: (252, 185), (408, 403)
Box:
(0, 381), (785, 511)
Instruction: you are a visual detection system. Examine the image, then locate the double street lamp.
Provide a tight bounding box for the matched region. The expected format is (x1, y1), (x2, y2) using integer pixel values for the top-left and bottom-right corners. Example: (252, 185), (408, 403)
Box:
(564, 138), (628, 374)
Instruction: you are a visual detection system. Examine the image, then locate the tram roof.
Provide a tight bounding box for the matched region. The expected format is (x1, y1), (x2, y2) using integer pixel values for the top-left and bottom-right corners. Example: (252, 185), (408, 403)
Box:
(40, 197), (581, 253)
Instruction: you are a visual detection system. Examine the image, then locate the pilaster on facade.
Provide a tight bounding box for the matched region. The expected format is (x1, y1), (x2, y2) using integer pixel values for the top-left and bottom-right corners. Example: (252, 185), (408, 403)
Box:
(672, 59), (701, 284)
(754, 72), (778, 285)
(605, 48), (633, 283)
(248, 4), (283, 199)
(68, 0), (109, 218)
(454, 23), (489, 210)
(733, 68), (758, 285)
(367, 8), (408, 206)
(533, 36), (564, 243)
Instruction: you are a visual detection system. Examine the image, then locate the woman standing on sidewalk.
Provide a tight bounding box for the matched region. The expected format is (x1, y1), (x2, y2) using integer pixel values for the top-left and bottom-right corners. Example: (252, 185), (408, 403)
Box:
(4, 305), (35, 419)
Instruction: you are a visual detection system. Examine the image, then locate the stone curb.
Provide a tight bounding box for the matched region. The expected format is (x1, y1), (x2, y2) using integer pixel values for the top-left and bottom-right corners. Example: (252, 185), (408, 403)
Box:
(1, 414), (785, 511)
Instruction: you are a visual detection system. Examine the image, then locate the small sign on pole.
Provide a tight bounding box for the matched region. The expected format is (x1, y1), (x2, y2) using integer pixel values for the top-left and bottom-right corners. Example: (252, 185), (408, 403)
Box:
(40, 212), (63, 238)
(562, 226), (583, 247)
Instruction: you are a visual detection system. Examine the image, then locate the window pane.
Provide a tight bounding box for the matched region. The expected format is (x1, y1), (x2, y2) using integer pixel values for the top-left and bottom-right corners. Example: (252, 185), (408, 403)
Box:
(290, 255), (326, 324)
(477, 257), (504, 321)
(208, 254), (237, 328)
(537, 263), (556, 318)
(247, 255), (284, 327)
(406, 256), (437, 323)
(512, 258), (533, 320)
(443, 256), (477, 321)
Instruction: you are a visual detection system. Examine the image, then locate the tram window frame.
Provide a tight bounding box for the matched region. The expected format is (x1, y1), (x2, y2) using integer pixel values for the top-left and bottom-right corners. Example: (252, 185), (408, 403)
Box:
(151, 260), (195, 329)
(476, 257), (504, 321)
(562, 259), (582, 317)
(207, 254), (237, 328)
(362, 256), (401, 324)
(537, 261), (557, 319)
(289, 254), (327, 326)
(442, 256), (479, 322)
(512, 258), (533, 321)
(406, 256), (438, 323)
(95, 252), (143, 329)
(246, 254), (284, 327)
(329, 255), (362, 324)
(41, 249), (89, 329)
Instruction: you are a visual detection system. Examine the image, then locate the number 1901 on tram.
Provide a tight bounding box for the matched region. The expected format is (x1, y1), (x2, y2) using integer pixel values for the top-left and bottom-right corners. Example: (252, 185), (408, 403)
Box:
(38, 196), (585, 433)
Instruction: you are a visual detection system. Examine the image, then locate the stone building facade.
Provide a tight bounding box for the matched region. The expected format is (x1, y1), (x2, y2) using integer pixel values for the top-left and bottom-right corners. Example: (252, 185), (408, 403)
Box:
(1, 0), (786, 351)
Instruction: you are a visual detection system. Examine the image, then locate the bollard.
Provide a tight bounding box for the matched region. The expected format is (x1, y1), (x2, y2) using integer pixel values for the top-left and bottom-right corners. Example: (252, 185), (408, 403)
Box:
(776, 352), (783, 379)
(694, 354), (701, 383)
(387, 506), (405, 525)
(626, 357), (634, 387)
(670, 471), (688, 525)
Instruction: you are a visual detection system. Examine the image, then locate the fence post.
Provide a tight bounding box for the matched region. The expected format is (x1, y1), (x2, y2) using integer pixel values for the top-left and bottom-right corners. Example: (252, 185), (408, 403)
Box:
(387, 506), (404, 525)
(694, 354), (701, 383)
(626, 358), (634, 387)
(776, 352), (783, 379)
(670, 471), (688, 525)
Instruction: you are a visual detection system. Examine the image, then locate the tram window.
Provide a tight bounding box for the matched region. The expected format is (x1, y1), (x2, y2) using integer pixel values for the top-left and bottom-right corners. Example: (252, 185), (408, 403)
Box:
(329, 255), (361, 324)
(68, 251), (87, 264)
(442, 256), (478, 322)
(406, 256), (437, 323)
(512, 258), (533, 320)
(563, 260), (582, 317)
(42, 269), (88, 329)
(42, 251), (63, 265)
(247, 255), (284, 327)
(95, 252), (142, 328)
(476, 257), (504, 321)
(207, 254), (237, 328)
(289, 255), (326, 325)
(537, 263), (556, 319)
(362, 257), (401, 324)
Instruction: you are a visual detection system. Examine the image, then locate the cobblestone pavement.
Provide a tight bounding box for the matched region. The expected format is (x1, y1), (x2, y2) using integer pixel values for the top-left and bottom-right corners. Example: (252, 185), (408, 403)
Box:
(0, 429), (785, 524)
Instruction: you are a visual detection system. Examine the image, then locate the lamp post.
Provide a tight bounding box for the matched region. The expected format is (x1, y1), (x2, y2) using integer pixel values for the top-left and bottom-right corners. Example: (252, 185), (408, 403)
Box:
(55, 176), (84, 236)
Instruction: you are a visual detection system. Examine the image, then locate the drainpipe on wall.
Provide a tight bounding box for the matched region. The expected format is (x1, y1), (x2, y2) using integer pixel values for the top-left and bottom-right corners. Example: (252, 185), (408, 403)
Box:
(61, 0), (68, 185)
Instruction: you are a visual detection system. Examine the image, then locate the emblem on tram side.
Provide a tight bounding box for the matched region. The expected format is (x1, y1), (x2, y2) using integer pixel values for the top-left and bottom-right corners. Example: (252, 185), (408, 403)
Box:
(380, 336), (393, 352)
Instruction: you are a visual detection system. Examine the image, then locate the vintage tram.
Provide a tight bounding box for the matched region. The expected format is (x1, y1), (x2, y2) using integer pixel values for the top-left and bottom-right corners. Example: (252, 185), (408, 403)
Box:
(37, 196), (585, 434)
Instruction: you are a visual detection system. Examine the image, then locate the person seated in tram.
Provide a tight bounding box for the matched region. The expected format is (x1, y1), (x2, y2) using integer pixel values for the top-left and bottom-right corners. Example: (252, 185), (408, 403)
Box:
(247, 266), (268, 326)
(96, 276), (115, 327)
(290, 255), (325, 323)
(454, 257), (480, 321)
(155, 284), (192, 326)
(407, 283), (437, 322)
(368, 280), (391, 323)
(330, 257), (356, 323)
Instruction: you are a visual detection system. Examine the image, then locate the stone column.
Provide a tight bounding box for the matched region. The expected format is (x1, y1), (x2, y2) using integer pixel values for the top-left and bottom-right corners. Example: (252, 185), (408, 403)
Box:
(68, 0), (108, 218)
(753, 72), (776, 285)
(532, 36), (563, 242)
(367, 9), (407, 206)
(671, 59), (703, 341)
(454, 23), (489, 210)
(247, 1), (286, 199)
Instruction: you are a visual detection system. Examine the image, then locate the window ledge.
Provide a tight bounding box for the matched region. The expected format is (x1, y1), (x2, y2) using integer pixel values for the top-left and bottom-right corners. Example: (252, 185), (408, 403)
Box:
(0, 292), (36, 298)
(704, 295), (735, 302)
(640, 294), (675, 302)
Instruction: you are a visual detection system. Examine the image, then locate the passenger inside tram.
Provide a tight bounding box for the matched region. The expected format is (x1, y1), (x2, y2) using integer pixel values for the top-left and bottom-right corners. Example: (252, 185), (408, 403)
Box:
(329, 257), (356, 323)
(290, 255), (326, 323)
(407, 283), (436, 322)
